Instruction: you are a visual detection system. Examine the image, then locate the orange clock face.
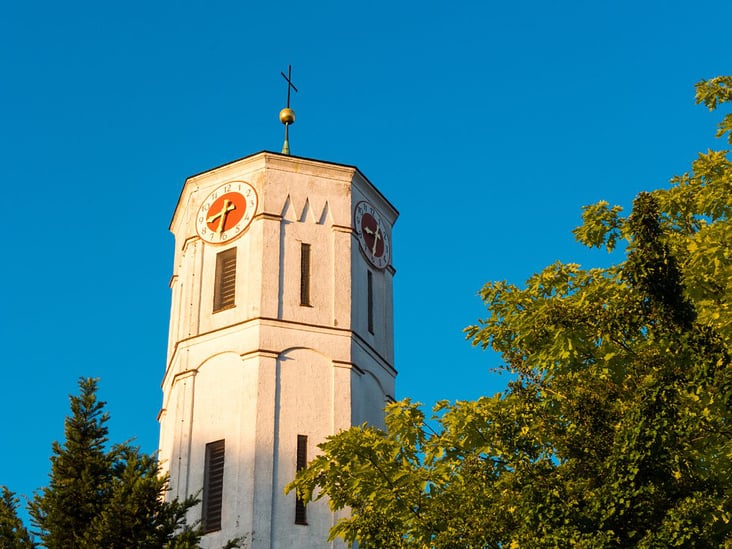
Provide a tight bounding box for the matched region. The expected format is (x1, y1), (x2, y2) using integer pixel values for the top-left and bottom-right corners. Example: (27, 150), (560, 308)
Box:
(354, 200), (390, 269)
(196, 181), (258, 244)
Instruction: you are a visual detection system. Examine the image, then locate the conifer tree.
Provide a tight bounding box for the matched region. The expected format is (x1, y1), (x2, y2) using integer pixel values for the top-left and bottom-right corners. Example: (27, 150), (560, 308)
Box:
(0, 487), (34, 549)
(29, 378), (113, 547)
(5, 379), (244, 548)
(28, 378), (203, 548)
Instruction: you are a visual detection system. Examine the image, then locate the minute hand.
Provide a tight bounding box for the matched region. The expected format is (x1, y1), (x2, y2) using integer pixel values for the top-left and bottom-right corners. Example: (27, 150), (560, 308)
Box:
(365, 223), (382, 256)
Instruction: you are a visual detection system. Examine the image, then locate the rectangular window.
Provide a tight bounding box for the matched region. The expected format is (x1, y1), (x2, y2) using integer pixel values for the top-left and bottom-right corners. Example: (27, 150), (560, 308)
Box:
(367, 270), (374, 334)
(213, 248), (237, 312)
(295, 435), (308, 525)
(300, 243), (311, 306)
(202, 439), (225, 533)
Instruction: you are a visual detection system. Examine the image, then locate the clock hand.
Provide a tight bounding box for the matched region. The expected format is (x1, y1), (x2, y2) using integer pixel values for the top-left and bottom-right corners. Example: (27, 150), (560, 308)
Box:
(208, 199), (236, 234)
(362, 225), (382, 255)
(371, 223), (381, 256)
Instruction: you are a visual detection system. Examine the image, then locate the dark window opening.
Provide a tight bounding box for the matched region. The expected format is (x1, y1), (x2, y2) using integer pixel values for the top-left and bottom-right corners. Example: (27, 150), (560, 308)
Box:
(214, 248), (237, 312)
(295, 435), (308, 525)
(202, 439), (225, 533)
(367, 270), (374, 335)
(300, 243), (311, 306)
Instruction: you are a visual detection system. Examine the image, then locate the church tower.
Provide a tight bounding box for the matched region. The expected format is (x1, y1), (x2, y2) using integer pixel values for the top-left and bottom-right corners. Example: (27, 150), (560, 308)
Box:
(157, 103), (398, 546)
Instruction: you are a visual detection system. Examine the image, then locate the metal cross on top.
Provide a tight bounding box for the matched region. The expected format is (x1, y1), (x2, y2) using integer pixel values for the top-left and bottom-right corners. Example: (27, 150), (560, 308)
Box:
(281, 64), (298, 108)
(279, 65), (298, 155)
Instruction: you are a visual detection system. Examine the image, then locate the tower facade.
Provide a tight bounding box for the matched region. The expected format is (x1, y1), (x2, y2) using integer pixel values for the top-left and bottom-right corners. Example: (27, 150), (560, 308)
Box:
(158, 151), (398, 548)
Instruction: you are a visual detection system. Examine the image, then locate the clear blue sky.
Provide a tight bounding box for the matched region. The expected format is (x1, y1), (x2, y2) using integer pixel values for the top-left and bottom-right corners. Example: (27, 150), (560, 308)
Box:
(2, 0), (730, 515)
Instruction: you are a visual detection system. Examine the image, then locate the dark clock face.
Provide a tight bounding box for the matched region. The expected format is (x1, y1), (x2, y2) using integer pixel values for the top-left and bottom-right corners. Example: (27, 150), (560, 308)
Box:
(354, 201), (390, 269)
(196, 181), (258, 244)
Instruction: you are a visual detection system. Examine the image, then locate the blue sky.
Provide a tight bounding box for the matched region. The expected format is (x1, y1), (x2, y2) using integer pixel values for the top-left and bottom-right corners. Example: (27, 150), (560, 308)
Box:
(2, 0), (730, 516)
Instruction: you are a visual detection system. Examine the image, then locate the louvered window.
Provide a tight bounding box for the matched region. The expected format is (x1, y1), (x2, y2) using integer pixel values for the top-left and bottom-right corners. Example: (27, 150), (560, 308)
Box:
(202, 439), (225, 533)
(367, 270), (374, 334)
(300, 243), (311, 306)
(295, 435), (308, 525)
(213, 248), (236, 312)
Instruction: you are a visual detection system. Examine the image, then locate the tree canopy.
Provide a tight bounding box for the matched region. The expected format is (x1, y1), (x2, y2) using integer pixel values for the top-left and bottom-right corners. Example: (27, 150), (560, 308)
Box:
(287, 76), (732, 547)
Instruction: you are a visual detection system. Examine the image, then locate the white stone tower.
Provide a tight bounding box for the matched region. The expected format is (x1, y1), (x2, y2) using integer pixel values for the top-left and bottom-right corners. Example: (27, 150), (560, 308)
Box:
(158, 149), (398, 548)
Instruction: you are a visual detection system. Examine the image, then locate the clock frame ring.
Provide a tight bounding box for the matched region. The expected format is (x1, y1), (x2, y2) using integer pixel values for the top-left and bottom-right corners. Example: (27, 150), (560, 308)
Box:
(196, 181), (258, 244)
(354, 200), (390, 270)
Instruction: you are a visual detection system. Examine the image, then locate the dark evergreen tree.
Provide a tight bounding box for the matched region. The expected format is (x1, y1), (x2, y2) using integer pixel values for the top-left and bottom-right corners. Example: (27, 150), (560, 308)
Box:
(29, 378), (113, 547)
(27, 378), (206, 548)
(0, 487), (34, 549)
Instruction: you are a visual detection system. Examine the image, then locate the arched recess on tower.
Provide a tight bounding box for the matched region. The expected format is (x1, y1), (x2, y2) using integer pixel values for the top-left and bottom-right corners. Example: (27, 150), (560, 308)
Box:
(273, 346), (346, 444)
(351, 369), (389, 428)
(192, 351), (257, 442)
(270, 346), (349, 547)
(162, 350), (259, 535)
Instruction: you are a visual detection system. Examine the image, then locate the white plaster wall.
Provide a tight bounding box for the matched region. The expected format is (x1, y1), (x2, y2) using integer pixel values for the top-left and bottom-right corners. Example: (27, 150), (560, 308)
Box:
(278, 213), (334, 325)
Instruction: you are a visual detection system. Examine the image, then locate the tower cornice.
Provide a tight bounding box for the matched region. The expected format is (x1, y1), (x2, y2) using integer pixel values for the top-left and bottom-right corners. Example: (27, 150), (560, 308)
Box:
(163, 315), (398, 386)
(170, 151), (399, 234)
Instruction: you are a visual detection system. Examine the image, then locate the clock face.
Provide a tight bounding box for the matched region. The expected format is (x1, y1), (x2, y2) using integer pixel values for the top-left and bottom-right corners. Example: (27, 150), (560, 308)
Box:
(354, 201), (390, 269)
(196, 181), (258, 244)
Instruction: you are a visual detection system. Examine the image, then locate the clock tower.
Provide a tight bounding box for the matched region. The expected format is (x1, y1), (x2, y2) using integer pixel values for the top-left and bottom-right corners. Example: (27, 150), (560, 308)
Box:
(158, 147), (398, 547)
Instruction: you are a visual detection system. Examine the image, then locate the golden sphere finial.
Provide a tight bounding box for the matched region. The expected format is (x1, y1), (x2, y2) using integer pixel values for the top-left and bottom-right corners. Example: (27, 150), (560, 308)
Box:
(279, 108), (295, 125)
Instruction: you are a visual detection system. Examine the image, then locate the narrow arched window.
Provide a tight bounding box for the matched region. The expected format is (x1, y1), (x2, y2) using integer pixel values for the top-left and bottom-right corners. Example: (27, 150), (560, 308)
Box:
(300, 243), (311, 306)
(367, 270), (374, 334)
(295, 435), (308, 525)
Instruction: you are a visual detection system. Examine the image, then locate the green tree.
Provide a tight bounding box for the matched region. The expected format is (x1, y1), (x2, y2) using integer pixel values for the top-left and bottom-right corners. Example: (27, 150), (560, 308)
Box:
(0, 487), (34, 549)
(287, 76), (732, 547)
(24, 378), (208, 549)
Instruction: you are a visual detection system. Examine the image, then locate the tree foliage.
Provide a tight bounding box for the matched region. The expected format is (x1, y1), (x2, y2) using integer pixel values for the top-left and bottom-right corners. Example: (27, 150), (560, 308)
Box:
(0, 488), (34, 549)
(287, 77), (732, 547)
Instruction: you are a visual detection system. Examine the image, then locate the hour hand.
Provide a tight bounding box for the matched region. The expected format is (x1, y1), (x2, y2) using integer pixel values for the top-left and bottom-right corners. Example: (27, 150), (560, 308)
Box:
(363, 226), (375, 236)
